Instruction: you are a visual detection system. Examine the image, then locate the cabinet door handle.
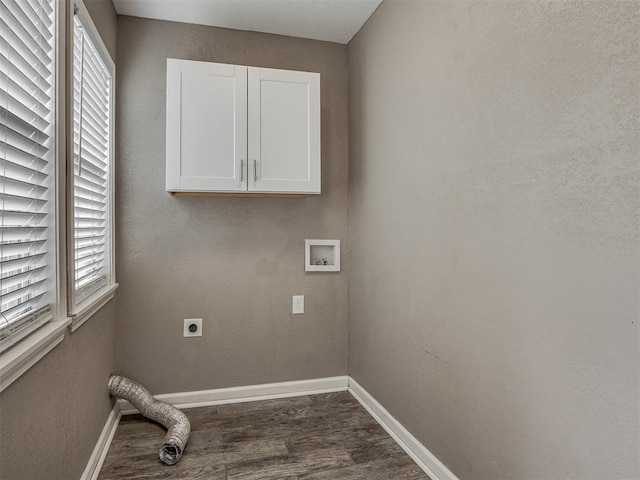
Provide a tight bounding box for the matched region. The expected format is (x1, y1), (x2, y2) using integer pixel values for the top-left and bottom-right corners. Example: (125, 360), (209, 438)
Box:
(240, 159), (244, 182)
(253, 159), (257, 182)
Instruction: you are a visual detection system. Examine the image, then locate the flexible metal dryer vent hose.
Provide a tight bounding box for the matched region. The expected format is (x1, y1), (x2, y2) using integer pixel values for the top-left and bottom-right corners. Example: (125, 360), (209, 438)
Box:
(108, 374), (191, 465)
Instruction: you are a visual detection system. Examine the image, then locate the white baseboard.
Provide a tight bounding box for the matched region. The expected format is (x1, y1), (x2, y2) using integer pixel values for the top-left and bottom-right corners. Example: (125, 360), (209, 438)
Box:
(85, 375), (457, 480)
(348, 378), (459, 480)
(81, 402), (121, 480)
(118, 375), (350, 414)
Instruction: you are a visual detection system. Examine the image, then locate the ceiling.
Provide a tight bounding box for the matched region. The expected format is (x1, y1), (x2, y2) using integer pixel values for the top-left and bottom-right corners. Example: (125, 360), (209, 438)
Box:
(112, 0), (382, 44)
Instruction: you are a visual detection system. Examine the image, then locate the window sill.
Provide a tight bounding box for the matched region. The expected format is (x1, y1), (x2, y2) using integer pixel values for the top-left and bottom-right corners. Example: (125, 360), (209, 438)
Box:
(0, 318), (72, 393)
(70, 283), (119, 333)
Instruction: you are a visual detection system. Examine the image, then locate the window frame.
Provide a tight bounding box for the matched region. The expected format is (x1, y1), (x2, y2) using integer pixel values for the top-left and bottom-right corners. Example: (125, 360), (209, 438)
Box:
(0, 0), (119, 392)
(0, 0), (71, 393)
(0, 0), (57, 352)
(67, 0), (117, 331)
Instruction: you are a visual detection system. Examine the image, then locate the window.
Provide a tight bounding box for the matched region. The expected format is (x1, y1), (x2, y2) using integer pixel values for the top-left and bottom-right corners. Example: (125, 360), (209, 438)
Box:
(0, 0), (57, 352)
(71, 2), (114, 319)
(0, 0), (115, 390)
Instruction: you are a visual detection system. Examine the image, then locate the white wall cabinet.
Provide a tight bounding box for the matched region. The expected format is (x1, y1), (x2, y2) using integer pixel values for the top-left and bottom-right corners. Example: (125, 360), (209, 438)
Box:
(166, 59), (321, 195)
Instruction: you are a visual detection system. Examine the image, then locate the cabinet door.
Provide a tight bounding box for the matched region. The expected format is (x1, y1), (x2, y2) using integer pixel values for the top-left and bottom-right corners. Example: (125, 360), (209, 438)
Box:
(248, 67), (320, 194)
(167, 60), (247, 192)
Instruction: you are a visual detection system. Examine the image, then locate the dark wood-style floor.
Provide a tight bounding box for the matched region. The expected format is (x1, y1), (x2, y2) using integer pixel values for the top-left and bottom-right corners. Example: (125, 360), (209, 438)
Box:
(98, 391), (431, 480)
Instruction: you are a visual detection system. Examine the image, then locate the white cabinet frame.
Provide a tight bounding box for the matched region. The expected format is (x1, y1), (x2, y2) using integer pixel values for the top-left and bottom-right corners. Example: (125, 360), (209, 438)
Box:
(166, 60), (248, 192)
(166, 59), (320, 196)
(248, 67), (321, 194)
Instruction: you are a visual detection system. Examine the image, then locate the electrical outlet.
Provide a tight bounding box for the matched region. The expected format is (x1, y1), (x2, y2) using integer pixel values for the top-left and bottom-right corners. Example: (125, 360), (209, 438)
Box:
(292, 295), (304, 314)
(183, 318), (202, 337)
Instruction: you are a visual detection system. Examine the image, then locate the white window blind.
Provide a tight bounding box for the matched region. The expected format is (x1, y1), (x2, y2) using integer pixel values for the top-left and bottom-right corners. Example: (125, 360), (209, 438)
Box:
(0, 0), (56, 352)
(73, 10), (111, 303)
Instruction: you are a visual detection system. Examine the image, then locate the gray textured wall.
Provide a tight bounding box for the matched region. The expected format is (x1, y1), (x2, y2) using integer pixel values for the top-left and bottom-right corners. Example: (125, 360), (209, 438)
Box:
(115, 17), (349, 393)
(0, 2), (118, 478)
(0, 302), (117, 479)
(348, 1), (639, 479)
